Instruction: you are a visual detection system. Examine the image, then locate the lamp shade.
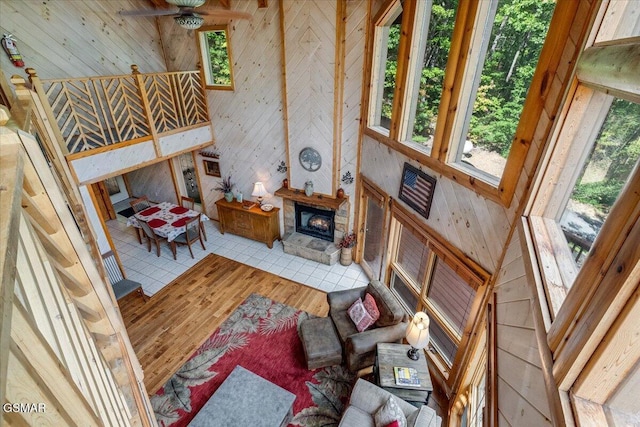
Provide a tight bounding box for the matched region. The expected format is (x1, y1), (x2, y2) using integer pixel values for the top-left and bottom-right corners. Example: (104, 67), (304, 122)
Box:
(251, 182), (268, 198)
(406, 312), (430, 350)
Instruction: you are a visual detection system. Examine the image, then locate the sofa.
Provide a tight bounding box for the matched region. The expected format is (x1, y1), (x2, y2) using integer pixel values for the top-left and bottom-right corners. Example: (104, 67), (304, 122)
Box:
(328, 280), (407, 372)
(339, 379), (441, 427)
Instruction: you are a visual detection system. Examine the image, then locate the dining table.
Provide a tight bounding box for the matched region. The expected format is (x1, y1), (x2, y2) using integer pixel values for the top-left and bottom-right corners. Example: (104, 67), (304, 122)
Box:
(127, 201), (209, 242)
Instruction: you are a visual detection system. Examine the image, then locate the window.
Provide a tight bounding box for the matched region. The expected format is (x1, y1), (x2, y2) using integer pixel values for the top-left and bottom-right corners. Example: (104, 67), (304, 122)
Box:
(559, 98), (640, 268)
(364, 0), (569, 207)
(387, 204), (489, 385)
(449, 0), (554, 182)
(197, 26), (234, 90)
(528, 89), (640, 317)
(368, 1), (403, 133)
(523, 3), (640, 424)
(402, 0), (458, 155)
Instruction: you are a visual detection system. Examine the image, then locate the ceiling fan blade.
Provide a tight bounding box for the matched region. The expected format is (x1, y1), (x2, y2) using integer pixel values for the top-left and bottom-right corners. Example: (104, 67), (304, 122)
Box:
(119, 7), (180, 17)
(197, 9), (252, 20)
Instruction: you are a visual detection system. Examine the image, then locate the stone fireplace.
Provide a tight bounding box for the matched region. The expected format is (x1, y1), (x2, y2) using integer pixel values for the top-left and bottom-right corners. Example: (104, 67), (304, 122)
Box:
(275, 187), (350, 265)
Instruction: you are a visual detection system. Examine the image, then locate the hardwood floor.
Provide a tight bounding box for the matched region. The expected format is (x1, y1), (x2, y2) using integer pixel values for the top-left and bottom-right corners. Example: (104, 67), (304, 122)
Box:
(119, 253), (448, 423)
(119, 254), (329, 394)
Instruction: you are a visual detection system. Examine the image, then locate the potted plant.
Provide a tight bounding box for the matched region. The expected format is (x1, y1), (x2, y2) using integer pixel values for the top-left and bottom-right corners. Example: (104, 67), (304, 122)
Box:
(215, 176), (234, 202)
(338, 231), (357, 266)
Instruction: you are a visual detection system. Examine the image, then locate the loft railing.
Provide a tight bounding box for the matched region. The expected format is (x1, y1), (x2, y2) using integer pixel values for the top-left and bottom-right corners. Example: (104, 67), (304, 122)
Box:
(0, 107), (156, 425)
(29, 65), (208, 154)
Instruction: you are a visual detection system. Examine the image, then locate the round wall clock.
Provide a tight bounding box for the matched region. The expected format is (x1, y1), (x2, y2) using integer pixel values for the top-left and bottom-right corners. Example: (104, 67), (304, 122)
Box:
(299, 147), (322, 172)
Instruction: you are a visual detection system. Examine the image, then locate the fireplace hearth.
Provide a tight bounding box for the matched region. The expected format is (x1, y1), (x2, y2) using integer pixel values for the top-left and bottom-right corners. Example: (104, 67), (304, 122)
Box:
(275, 187), (350, 265)
(295, 203), (335, 242)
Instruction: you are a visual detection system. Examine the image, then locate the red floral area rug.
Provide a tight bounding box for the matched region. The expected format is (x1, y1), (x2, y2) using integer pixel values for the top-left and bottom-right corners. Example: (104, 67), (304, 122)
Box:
(151, 293), (356, 427)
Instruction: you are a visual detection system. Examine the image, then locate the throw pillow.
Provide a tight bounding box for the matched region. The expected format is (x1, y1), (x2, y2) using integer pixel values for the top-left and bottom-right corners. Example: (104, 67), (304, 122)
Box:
(347, 298), (376, 332)
(374, 396), (407, 427)
(363, 292), (380, 322)
(384, 421), (401, 427)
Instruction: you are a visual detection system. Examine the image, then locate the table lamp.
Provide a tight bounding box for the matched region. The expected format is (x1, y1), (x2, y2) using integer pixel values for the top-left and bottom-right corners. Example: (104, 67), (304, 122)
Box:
(406, 312), (430, 360)
(251, 182), (268, 205)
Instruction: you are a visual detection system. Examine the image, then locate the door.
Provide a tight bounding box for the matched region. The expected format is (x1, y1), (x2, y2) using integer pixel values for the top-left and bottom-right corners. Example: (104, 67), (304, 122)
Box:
(91, 181), (117, 221)
(359, 180), (389, 280)
(173, 152), (204, 212)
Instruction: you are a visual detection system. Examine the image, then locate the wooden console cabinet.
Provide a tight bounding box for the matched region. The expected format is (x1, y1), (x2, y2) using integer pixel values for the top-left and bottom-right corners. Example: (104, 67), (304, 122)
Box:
(215, 198), (281, 248)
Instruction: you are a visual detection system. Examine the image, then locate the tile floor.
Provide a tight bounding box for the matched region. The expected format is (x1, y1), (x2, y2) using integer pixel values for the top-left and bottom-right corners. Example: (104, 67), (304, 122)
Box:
(107, 217), (369, 297)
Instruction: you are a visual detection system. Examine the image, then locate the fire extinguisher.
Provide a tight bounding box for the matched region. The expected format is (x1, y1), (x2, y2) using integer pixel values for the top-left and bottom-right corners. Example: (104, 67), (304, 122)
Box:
(2, 34), (25, 67)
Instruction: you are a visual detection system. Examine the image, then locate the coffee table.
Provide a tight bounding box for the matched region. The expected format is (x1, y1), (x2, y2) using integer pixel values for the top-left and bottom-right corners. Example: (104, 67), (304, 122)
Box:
(374, 343), (433, 406)
(188, 365), (296, 427)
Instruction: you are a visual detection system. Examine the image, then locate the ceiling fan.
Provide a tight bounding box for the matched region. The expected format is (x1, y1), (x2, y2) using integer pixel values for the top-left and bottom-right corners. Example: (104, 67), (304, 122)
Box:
(120, 0), (251, 30)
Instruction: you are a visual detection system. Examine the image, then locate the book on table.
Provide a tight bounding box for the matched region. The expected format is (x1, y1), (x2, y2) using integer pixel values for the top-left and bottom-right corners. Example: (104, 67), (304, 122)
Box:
(393, 366), (420, 387)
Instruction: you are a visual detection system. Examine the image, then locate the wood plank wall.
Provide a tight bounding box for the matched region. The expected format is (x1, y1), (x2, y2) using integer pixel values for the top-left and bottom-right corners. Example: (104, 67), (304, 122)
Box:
(360, 136), (510, 273)
(340, 0), (368, 229)
(0, 0), (166, 78)
(127, 161), (178, 205)
(493, 231), (552, 426)
(282, 0), (337, 196)
(157, 0), (366, 228)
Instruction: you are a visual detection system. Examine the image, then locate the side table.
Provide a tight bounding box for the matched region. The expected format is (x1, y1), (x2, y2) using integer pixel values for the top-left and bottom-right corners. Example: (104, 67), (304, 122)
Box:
(374, 343), (433, 406)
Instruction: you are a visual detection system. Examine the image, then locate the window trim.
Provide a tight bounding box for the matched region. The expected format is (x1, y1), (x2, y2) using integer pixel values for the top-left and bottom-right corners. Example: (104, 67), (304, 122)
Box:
(386, 200), (490, 390)
(367, 0), (403, 135)
(521, 4), (640, 420)
(196, 25), (235, 91)
(363, 0), (587, 208)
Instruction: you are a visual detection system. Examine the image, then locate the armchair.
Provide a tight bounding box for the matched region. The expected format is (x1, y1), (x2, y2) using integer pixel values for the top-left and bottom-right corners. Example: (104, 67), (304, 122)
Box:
(328, 280), (407, 372)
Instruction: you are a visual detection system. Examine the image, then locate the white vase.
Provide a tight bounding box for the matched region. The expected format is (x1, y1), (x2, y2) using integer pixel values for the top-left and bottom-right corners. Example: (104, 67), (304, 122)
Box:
(304, 180), (314, 197)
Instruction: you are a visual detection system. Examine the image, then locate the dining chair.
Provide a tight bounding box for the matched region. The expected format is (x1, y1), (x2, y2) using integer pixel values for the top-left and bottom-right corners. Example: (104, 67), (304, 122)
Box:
(180, 196), (207, 241)
(180, 196), (195, 209)
(130, 196), (152, 213)
(139, 219), (166, 257)
(101, 251), (147, 301)
(170, 214), (206, 260)
(130, 196), (153, 244)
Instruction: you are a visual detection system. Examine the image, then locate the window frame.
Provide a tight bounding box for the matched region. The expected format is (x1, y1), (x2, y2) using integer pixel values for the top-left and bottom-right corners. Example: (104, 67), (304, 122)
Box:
(367, 0), (404, 136)
(521, 2), (640, 423)
(196, 25), (235, 91)
(385, 200), (490, 390)
(363, 0), (583, 208)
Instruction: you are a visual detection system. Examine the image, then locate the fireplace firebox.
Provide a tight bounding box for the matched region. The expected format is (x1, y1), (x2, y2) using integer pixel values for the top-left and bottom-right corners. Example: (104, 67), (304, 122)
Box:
(295, 203), (335, 242)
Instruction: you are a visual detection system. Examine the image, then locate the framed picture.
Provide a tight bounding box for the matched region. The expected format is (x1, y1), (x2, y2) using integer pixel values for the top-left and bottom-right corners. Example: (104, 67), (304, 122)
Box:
(398, 163), (437, 219)
(203, 159), (221, 177)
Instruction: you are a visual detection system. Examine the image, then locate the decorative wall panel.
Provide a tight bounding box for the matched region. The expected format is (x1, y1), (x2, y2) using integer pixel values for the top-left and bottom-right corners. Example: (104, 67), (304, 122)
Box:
(283, 0), (337, 195)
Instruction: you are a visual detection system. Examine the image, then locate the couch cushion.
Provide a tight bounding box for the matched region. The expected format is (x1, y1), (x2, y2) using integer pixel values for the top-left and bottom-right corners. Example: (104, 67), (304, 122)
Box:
(338, 406), (375, 427)
(331, 309), (359, 342)
(374, 396), (407, 427)
(367, 280), (405, 327)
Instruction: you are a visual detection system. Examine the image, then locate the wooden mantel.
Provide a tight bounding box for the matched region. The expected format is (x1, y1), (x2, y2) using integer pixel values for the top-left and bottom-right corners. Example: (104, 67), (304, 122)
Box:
(274, 187), (348, 210)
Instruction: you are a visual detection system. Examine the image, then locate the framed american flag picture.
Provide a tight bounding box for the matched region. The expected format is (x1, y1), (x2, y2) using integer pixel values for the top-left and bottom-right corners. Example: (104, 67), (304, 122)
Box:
(398, 163), (437, 219)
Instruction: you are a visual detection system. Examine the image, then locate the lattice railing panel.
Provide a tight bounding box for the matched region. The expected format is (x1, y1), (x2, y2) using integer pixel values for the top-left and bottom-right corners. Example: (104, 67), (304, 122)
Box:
(41, 69), (209, 154)
(99, 77), (150, 142)
(174, 71), (208, 127)
(143, 74), (180, 134)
